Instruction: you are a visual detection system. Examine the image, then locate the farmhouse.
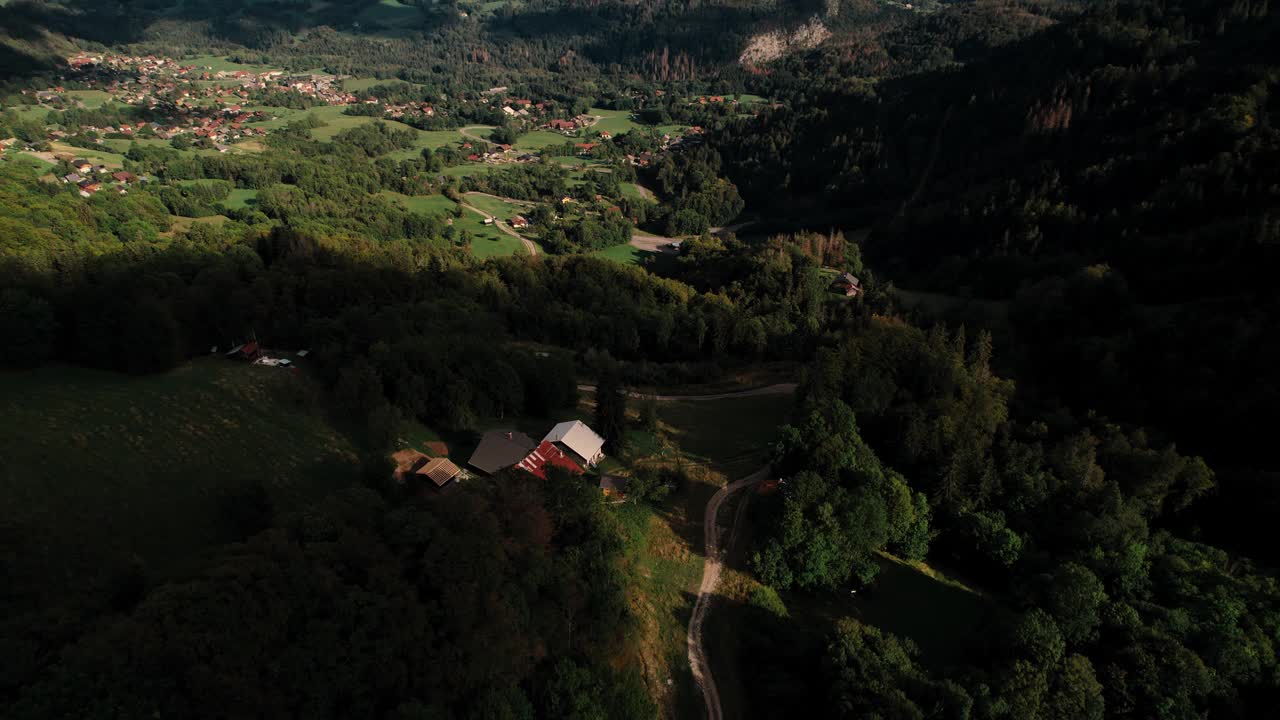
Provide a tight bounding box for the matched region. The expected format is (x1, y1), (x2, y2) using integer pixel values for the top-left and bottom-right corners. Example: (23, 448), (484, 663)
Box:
(831, 272), (862, 297)
(71, 158), (92, 173)
(224, 341), (260, 361)
(516, 440), (583, 480)
(548, 119), (576, 131)
(468, 429), (537, 475)
(542, 420), (605, 467)
(510, 215), (529, 229)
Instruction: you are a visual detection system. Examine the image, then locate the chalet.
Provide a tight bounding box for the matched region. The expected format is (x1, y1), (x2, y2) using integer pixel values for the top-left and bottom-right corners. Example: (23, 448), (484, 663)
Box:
(548, 119), (576, 131)
(516, 440), (583, 480)
(598, 131), (611, 140)
(575, 142), (597, 154)
(112, 171), (136, 184)
(71, 158), (92, 173)
(468, 430), (537, 475)
(416, 456), (463, 488)
(77, 180), (101, 194)
(62, 173), (83, 184)
(510, 215), (530, 229)
(542, 420), (605, 467)
(831, 272), (862, 297)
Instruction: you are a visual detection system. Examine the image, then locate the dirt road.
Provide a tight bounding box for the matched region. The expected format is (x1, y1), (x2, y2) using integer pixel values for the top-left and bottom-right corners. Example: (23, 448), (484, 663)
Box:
(630, 231), (679, 254)
(458, 199), (538, 256)
(688, 466), (770, 720)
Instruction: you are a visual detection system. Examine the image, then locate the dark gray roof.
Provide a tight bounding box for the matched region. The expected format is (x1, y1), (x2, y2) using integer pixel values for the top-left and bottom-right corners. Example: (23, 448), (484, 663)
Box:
(468, 430), (537, 475)
(600, 475), (631, 493)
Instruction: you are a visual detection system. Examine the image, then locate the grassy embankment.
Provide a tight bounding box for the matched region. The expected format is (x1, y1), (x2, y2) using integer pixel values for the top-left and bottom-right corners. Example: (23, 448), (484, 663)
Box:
(0, 358), (360, 597)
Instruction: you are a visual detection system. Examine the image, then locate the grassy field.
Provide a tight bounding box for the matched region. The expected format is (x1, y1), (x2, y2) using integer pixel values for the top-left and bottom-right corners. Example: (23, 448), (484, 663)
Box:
(602, 384), (795, 717)
(380, 190), (457, 214)
(224, 188), (258, 209)
(656, 394), (792, 478)
(592, 242), (652, 265)
(48, 141), (125, 167)
(516, 130), (574, 150)
(290, 105), (467, 158)
(588, 107), (641, 135)
(64, 89), (115, 109)
(182, 55), (282, 74)
(462, 191), (529, 219)
(4, 152), (55, 172)
(0, 360), (359, 597)
(457, 206), (526, 257)
(165, 214), (229, 236)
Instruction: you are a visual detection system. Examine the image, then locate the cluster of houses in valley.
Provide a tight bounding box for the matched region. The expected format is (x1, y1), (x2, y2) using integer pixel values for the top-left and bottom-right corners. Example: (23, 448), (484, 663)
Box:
(391, 419), (626, 497)
(60, 159), (143, 196)
(57, 52), (359, 109)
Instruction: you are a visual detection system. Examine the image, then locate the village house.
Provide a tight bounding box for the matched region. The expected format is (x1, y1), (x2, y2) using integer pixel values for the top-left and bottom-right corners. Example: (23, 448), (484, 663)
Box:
(831, 272), (862, 297)
(548, 119), (576, 131)
(542, 420), (605, 468)
(510, 215), (530, 229)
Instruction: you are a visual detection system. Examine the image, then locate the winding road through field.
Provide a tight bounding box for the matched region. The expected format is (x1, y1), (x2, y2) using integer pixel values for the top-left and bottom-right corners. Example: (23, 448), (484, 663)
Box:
(458, 195), (538, 256)
(688, 466), (770, 720)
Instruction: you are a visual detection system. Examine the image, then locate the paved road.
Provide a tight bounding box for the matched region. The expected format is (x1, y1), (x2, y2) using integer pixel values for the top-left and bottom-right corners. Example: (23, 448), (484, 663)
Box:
(576, 383), (796, 402)
(688, 466), (771, 720)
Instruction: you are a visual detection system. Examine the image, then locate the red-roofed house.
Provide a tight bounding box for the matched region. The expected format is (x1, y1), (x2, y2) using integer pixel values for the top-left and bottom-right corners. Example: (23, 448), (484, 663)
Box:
(516, 441), (583, 480)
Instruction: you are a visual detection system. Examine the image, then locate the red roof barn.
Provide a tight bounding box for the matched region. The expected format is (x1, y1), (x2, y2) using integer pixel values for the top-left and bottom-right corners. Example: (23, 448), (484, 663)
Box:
(516, 441), (583, 480)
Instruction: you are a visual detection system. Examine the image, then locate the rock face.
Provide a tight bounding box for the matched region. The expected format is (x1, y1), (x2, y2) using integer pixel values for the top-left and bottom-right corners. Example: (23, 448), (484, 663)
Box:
(739, 16), (832, 66)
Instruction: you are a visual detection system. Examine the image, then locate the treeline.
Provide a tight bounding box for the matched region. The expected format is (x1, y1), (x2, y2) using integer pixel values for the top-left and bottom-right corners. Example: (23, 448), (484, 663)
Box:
(5, 469), (653, 720)
(745, 318), (1280, 718)
(710, 0), (1280, 561)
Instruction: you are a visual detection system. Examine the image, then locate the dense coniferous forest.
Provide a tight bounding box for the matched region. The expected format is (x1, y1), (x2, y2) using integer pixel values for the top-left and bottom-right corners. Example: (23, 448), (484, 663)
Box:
(2, 0), (1279, 717)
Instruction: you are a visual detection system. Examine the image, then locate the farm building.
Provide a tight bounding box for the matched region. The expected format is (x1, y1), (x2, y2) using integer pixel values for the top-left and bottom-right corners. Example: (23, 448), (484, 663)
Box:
(542, 420), (605, 467)
(416, 457), (462, 488)
(516, 440), (583, 480)
(510, 215), (529, 229)
(224, 341), (260, 361)
(831, 273), (862, 297)
(468, 429), (537, 475)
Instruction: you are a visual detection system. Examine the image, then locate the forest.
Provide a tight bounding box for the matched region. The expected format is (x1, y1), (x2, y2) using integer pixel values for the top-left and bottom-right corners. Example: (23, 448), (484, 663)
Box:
(2, 0), (1279, 717)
